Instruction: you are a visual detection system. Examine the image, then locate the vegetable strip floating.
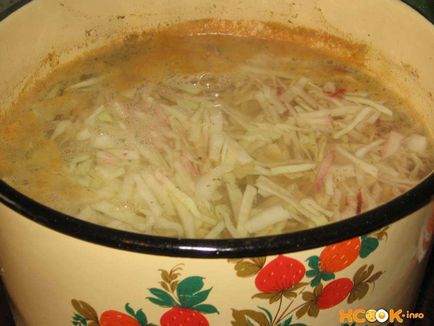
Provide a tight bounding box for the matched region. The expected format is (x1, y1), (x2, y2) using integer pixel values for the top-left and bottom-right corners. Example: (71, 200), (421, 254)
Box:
(40, 68), (432, 238)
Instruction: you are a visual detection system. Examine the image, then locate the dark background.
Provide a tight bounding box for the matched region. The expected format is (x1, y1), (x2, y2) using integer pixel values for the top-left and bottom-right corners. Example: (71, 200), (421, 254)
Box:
(0, 0), (433, 325)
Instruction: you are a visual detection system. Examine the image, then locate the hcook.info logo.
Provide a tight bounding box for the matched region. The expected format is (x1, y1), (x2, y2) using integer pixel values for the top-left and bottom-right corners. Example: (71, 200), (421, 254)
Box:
(339, 308), (424, 323)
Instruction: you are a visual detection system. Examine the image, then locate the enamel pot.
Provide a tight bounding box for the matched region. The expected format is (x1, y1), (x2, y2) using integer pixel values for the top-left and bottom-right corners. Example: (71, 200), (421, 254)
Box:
(0, 0), (433, 325)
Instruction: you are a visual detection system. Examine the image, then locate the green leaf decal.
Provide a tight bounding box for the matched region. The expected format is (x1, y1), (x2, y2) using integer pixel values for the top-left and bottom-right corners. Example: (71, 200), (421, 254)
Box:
(360, 236), (379, 258)
(310, 274), (322, 287)
(282, 315), (292, 326)
(306, 255), (337, 289)
(307, 270), (334, 288)
(136, 309), (148, 326)
(125, 303), (135, 318)
(281, 319), (304, 326)
(147, 288), (177, 307)
(305, 270), (317, 277)
(306, 256), (319, 269)
(257, 306), (273, 325)
(194, 304), (219, 314)
(182, 288), (212, 308)
(177, 276), (205, 297)
(322, 272), (335, 281)
(72, 313), (88, 326)
(147, 297), (173, 307)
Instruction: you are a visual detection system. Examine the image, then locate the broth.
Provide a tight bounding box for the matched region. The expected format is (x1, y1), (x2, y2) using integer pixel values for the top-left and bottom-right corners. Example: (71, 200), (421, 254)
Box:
(0, 21), (432, 238)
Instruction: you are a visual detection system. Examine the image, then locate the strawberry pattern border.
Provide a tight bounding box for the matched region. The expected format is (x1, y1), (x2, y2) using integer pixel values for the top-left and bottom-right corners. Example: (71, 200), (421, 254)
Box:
(71, 228), (387, 326)
(71, 264), (218, 326)
(229, 228), (387, 325)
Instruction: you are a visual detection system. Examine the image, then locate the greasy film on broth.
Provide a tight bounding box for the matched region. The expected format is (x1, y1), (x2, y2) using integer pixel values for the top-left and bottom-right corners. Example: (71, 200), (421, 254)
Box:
(0, 22), (432, 239)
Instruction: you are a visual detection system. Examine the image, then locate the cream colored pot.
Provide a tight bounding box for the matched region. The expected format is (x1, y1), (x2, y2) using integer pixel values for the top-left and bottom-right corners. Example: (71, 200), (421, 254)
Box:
(0, 1), (433, 325)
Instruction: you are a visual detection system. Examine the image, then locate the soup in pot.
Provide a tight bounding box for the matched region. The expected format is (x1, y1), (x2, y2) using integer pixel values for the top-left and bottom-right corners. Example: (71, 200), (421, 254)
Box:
(0, 21), (432, 238)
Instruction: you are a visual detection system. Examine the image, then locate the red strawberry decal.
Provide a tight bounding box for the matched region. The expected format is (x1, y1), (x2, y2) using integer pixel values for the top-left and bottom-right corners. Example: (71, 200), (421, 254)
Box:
(161, 307), (209, 326)
(306, 235), (382, 287)
(296, 278), (353, 318)
(100, 310), (141, 326)
(316, 278), (353, 309)
(296, 265), (383, 319)
(71, 301), (154, 326)
(255, 255), (305, 293)
(319, 238), (361, 273)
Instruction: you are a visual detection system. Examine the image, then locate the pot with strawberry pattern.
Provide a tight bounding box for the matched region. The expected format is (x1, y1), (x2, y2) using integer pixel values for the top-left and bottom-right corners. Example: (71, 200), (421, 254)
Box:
(0, 0), (433, 325)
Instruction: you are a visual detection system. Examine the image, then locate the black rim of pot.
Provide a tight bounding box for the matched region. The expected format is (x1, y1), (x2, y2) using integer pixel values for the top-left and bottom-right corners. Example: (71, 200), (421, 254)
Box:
(0, 0), (433, 258)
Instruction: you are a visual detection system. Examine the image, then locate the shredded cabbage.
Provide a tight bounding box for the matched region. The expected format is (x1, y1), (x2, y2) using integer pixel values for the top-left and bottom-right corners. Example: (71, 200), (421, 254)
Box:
(44, 61), (431, 238)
